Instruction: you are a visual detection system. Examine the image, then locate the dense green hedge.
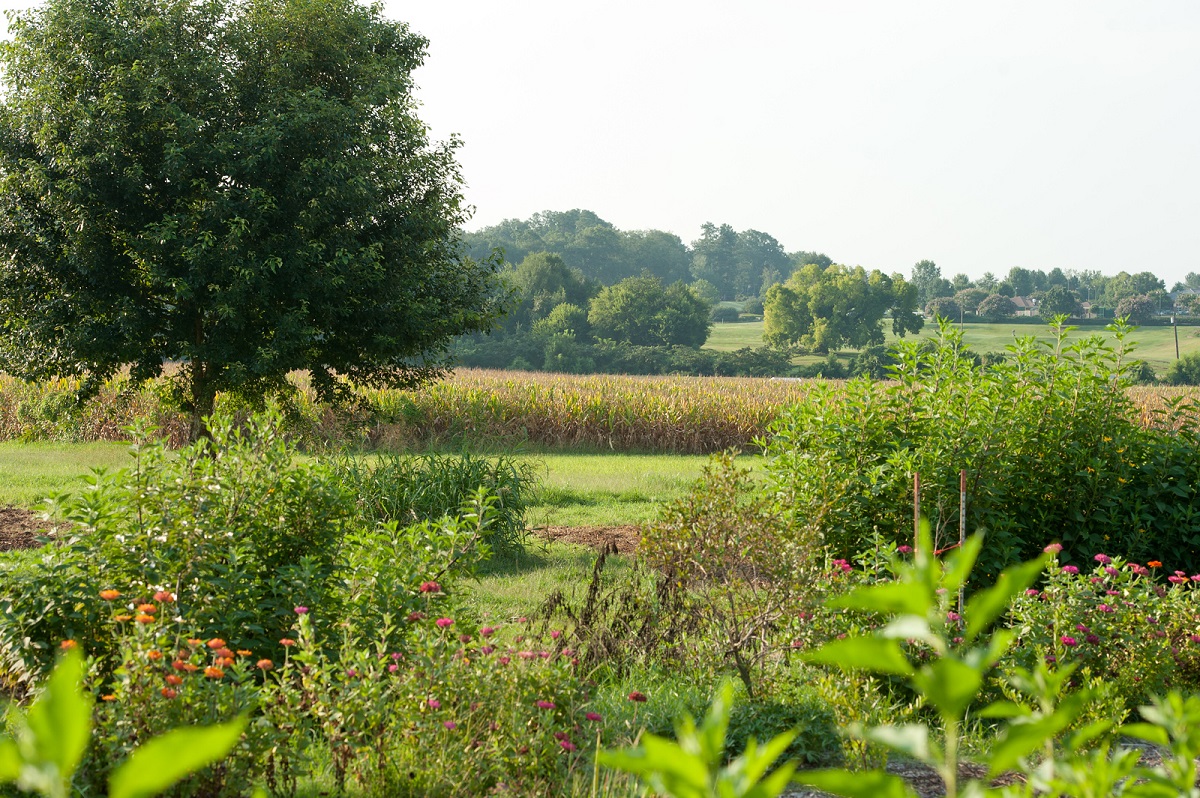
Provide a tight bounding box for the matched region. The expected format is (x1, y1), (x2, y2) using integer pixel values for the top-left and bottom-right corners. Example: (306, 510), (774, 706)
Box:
(763, 319), (1200, 579)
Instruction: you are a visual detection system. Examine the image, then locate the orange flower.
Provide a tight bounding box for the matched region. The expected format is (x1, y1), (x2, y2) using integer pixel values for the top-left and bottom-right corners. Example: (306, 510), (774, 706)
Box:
(161, 688), (178, 699)
(187, 638), (204, 646)
(215, 657), (234, 667)
(99, 590), (122, 601)
(236, 649), (252, 657)
(113, 614), (133, 622)
(256, 659), (273, 671)
(153, 590), (175, 603)
(1149, 561), (1163, 568)
(280, 638), (296, 647)
(173, 661), (199, 672)
(101, 694), (116, 702)
(135, 614), (155, 624)
(206, 638), (226, 649)
(165, 674), (183, 686)
(60, 639), (77, 650)
(216, 647), (235, 659)
(146, 650), (163, 661)
(137, 604), (157, 614)
(204, 666), (225, 679)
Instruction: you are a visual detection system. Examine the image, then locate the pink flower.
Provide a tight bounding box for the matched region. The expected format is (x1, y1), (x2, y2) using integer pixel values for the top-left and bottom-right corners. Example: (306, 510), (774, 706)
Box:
(585, 712), (602, 722)
(407, 611), (425, 622)
(1076, 624), (1089, 632)
(459, 633), (472, 643)
(1062, 565), (1079, 574)
(1086, 634), (1100, 645)
(1094, 554), (1112, 564)
(1105, 566), (1118, 576)
(428, 698), (441, 709)
(897, 545), (913, 554)
(480, 626), (496, 637)
(536, 700), (556, 710)
(481, 645), (495, 655)
(443, 721), (457, 730)
(498, 656), (510, 665)
(1106, 590), (1119, 595)
(559, 740), (577, 751)
(435, 618), (453, 628)
(388, 664), (398, 672)
(1061, 635), (1077, 647)
(1025, 589), (1039, 597)
(420, 581), (441, 593)
(1044, 543), (1063, 554)
(831, 559), (852, 574)
(946, 611), (960, 621)
(550, 630), (562, 639)
(1170, 576), (1187, 584)
(628, 691), (648, 703)
(1098, 604), (1115, 613)
(518, 651), (535, 660)
(294, 606), (308, 615)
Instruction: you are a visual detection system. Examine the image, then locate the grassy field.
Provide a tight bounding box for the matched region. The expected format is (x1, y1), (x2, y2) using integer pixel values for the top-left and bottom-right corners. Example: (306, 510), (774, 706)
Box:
(0, 440), (732, 528)
(706, 319), (1200, 373)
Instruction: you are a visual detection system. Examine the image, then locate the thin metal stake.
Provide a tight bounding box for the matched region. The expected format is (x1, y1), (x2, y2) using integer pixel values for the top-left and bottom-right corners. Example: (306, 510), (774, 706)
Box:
(959, 469), (967, 617)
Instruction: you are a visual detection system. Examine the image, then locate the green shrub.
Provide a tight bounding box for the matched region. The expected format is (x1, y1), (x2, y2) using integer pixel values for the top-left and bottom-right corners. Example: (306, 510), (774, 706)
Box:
(328, 452), (534, 555)
(709, 306), (741, 323)
(764, 318), (1200, 579)
(1166, 351), (1200, 385)
(0, 412), (354, 692)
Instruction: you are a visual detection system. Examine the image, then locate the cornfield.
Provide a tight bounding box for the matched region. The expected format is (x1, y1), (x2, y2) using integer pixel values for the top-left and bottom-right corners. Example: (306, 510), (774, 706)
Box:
(1, 368), (1197, 454)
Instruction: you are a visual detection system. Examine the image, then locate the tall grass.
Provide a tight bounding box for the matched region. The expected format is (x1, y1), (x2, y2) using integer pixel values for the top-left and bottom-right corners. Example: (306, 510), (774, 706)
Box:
(1, 368), (1198, 454)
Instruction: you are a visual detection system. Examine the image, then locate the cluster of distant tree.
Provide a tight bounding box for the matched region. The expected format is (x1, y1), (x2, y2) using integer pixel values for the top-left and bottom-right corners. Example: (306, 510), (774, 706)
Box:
(458, 208), (1199, 375)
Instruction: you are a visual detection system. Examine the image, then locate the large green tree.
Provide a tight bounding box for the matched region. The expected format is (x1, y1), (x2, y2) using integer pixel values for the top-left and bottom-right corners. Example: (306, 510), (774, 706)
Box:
(762, 264), (922, 353)
(588, 276), (710, 347)
(0, 0), (504, 433)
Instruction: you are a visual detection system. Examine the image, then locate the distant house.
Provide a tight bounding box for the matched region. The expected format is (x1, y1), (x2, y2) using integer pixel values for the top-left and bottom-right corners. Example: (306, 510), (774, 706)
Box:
(1080, 301), (1095, 319)
(1171, 288), (1200, 314)
(1009, 296), (1039, 317)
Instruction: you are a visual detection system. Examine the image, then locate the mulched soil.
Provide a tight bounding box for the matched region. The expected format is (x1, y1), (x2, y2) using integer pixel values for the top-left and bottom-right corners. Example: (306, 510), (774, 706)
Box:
(531, 524), (642, 554)
(0, 505), (52, 551)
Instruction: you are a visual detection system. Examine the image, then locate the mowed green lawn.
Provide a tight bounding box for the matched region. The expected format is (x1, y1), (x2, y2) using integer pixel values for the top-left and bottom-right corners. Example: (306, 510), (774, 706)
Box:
(0, 440), (744, 528)
(706, 320), (1200, 373)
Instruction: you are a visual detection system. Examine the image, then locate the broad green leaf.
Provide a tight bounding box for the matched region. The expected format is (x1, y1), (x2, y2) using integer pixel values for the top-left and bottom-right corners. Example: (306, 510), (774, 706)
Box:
(740, 729), (796, 784)
(911, 658), (981, 721)
(108, 716), (247, 798)
(803, 636), (914, 676)
(25, 650), (91, 778)
(1119, 722), (1170, 748)
(877, 615), (935, 644)
(988, 693), (1086, 774)
(1066, 719), (1114, 751)
(828, 581), (930, 616)
(963, 556), (1048, 642)
(941, 533), (984, 593)
(977, 700), (1031, 719)
(796, 768), (920, 798)
(862, 724), (932, 762)
(744, 760), (798, 798)
(0, 739), (20, 781)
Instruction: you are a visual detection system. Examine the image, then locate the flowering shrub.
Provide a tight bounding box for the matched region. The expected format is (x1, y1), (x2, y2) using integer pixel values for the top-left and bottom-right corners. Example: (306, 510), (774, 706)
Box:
(261, 609), (596, 795)
(75, 592), (279, 796)
(1006, 548), (1200, 710)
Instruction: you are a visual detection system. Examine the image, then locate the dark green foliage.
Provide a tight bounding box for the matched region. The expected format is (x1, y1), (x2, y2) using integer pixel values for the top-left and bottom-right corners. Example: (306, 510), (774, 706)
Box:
(589, 276), (711, 347)
(0, 0), (504, 429)
(976, 293), (1016, 321)
(1166, 352), (1200, 385)
(1039, 285), (1083, 320)
(925, 296), (961, 321)
(0, 412), (536, 691)
(710, 306), (742, 323)
(1115, 294), (1156, 325)
(764, 319), (1200, 579)
(763, 263), (922, 353)
(328, 452), (534, 554)
(0, 413), (354, 691)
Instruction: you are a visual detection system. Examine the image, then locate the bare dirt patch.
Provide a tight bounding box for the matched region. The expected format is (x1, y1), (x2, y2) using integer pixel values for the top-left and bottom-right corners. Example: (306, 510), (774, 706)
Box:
(532, 525), (641, 555)
(0, 506), (52, 552)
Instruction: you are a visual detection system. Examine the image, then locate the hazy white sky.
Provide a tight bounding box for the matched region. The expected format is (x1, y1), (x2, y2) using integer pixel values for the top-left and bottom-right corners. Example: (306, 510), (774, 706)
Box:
(2, 1), (1196, 285)
(395, 1), (1200, 286)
